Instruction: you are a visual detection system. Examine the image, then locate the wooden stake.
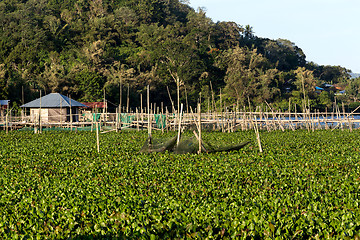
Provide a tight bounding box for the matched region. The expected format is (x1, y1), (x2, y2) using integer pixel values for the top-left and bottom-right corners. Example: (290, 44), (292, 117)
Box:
(166, 86), (176, 114)
(254, 112), (263, 153)
(5, 109), (8, 134)
(198, 103), (202, 154)
(96, 121), (100, 153)
(91, 113), (94, 132)
(39, 90), (42, 133)
(115, 108), (118, 132)
(136, 108), (140, 131)
(127, 83), (130, 113)
(185, 86), (189, 114)
(140, 93), (143, 130)
(160, 103), (164, 133)
(147, 85), (151, 138)
(118, 80), (122, 131)
(70, 95), (73, 131)
(177, 103), (183, 146)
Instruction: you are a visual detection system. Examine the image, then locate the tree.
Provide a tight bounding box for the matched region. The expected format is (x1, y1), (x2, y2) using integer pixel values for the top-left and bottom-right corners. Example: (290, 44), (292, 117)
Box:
(263, 39), (306, 71)
(346, 77), (360, 101)
(38, 52), (67, 93)
(0, 64), (8, 99)
(293, 67), (317, 109)
(306, 63), (351, 84)
(74, 69), (105, 102)
(220, 46), (280, 106)
(183, 7), (213, 51)
(318, 91), (333, 109)
(214, 21), (244, 50)
(103, 61), (135, 106)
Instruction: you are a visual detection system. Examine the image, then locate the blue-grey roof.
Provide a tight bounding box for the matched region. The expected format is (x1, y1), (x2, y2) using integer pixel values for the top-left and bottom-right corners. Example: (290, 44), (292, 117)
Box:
(0, 100), (9, 106)
(20, 93), (87, 108)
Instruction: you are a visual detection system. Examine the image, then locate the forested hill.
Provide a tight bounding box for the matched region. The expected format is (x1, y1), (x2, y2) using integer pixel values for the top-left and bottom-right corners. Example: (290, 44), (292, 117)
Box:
(0, 0), (355, 110)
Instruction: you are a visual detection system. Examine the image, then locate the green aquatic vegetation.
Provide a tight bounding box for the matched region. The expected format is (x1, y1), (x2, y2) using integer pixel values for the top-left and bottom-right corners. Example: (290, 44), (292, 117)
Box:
(0, 130), (359, 239)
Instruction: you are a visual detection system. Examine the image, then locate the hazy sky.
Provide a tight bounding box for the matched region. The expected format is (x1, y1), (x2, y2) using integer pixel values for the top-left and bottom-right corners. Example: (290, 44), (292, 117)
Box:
(189, 0), (360, 73)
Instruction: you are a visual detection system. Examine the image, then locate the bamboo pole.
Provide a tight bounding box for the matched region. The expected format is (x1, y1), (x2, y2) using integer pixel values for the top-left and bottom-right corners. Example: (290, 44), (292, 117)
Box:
(115, 108), (119, 132)
(198, 103), (202, 154)
(126, 84), (130, 113)
(220, 88), (224, 132)
(342, 102), (349, 130)
(166, 86), (176, 114)
(210, 81), (215, 115)
(140, 93), (143, 130)
(39, 90), (42, 133)
(177, 103), (183, 146)
(117, 80), (121, 131)
(136, 108), (140, 131)
(96, 121), (100, 153)
(147, 85), (151, 138)
(288, 99), (295, 131)
(5, 109), (8, 134)
(160, 103), (164, 133)
(91, 113), (94, 132)
(70, 96), (73, 131)
(166, 107), (169, 133)
(254, 111), (263, 153)
(294, 104), (298, 129)
(185, 86), (189, 114)
(242, 108), (246, 131)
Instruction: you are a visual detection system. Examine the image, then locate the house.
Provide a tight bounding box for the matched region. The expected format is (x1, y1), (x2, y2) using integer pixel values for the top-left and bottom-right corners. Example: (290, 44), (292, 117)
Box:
(315, 86), (324, 93)
(0, 100), (9, 111)
(0, 100), (9, 121)
(20, 93), (87, 123)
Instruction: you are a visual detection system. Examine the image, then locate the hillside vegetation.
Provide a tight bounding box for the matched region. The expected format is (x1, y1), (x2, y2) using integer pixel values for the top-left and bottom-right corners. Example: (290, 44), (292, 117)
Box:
(0, 0), (358, 111)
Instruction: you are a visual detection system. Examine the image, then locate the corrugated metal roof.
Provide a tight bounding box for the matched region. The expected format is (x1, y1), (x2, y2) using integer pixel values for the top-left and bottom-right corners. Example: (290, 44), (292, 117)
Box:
(20, 93), (87, 108)
(81, 102), (106, 108)
(0, 100), (9, 106)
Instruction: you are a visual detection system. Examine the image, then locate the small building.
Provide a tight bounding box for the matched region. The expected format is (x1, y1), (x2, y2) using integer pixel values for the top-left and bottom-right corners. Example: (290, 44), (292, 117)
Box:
(0, 100), (9, 111)
(20, 93), (87, 123)
(0, 100), (9, 121)
(315, 86), (324, 93)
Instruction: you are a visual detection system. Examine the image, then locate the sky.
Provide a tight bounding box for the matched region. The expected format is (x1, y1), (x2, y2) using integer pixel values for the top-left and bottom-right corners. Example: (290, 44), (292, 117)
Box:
(189, 0), (360, 73)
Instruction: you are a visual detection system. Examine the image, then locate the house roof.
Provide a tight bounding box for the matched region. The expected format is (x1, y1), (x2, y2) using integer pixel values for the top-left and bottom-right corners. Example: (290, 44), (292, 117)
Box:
(322, 83), (333, 88)
(20, 93), (87, 108)
(81, 102), (106, 108)
(0, 100), (9, 106)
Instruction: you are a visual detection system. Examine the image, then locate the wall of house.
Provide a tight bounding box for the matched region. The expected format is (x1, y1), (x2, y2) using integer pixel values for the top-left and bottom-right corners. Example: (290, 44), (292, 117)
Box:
(49, 108), (67, 122)
(30, 108), (68, 123)
(30, 108), (49, 122)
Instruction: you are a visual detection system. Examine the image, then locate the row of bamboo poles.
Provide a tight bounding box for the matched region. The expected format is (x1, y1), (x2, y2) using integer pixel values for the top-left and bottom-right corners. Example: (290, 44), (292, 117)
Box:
(2, 108), (360, 133)
(2, 83), (360, 133)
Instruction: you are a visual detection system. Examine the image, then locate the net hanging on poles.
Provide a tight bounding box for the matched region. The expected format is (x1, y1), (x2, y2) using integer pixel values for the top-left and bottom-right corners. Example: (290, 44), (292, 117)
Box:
(140, 133), (250, 154)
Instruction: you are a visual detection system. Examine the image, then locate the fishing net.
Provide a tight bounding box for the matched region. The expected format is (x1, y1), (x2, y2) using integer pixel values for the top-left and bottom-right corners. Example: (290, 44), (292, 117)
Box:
(120, 113), (135, 124)
(140, 133), (250, 154)
(173, 137), (198, 154)
(154, 114), (166, 129)
(140, 136), (177, 153)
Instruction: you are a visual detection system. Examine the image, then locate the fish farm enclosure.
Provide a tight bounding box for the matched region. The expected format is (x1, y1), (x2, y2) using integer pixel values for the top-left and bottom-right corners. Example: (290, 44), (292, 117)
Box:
(1, 130), (360, 239)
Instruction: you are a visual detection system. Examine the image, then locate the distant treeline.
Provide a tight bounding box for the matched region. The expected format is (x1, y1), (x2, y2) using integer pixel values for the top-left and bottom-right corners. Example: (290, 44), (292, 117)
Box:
(0, 0), (359, 111)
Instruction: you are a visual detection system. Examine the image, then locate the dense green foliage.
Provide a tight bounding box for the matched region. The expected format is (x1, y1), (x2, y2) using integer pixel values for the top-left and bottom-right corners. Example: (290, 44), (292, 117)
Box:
(1, 130), (360, 239)
(0, 0), (356, 110)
